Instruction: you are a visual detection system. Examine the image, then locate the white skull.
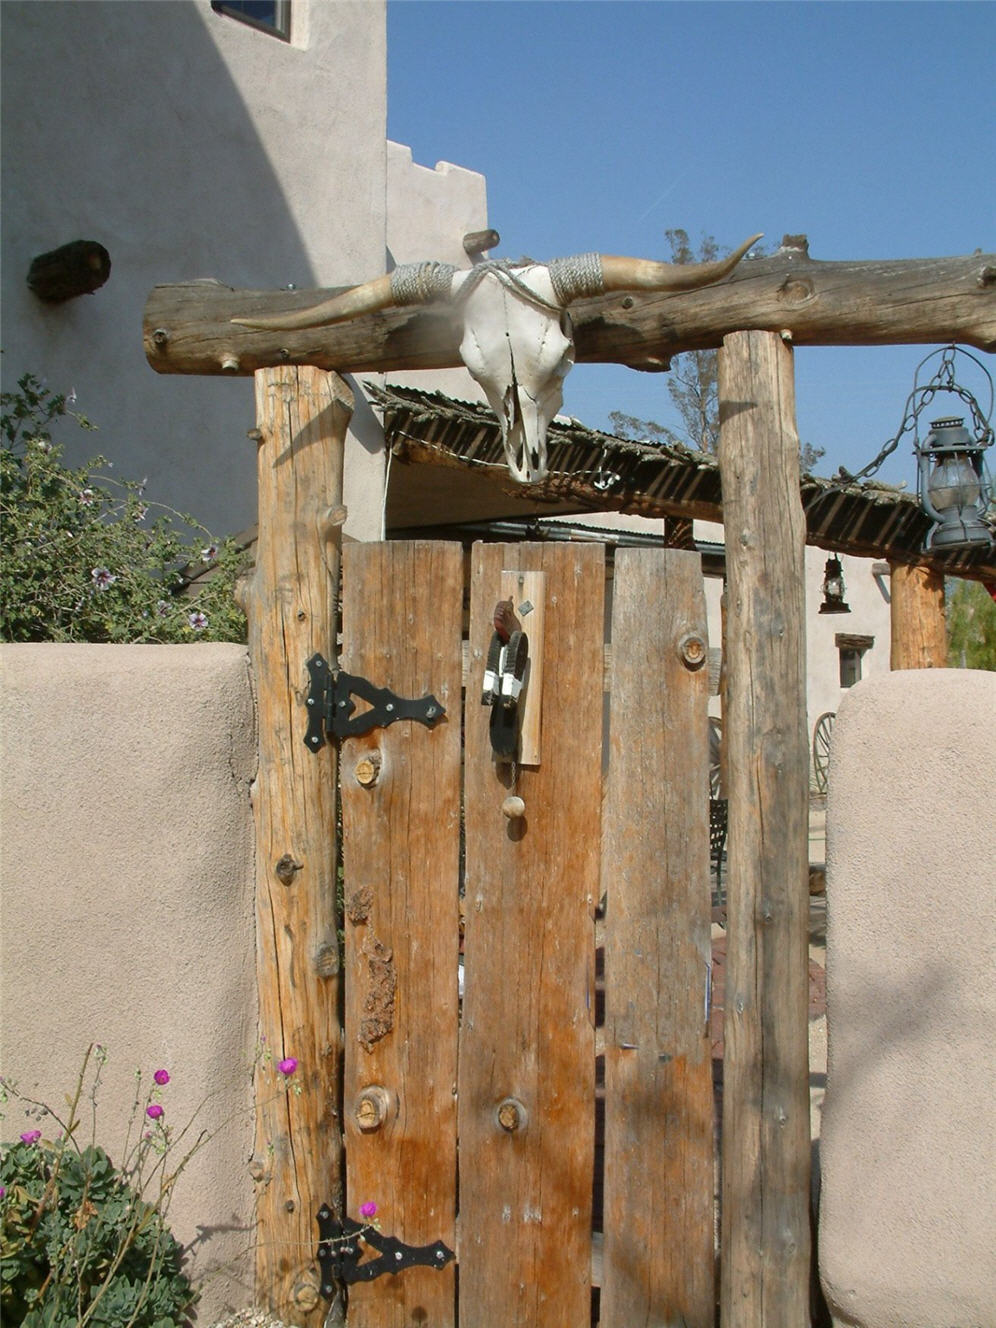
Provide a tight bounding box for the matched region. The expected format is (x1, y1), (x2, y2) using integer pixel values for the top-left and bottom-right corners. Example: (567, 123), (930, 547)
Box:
(451, 264), (573, 484)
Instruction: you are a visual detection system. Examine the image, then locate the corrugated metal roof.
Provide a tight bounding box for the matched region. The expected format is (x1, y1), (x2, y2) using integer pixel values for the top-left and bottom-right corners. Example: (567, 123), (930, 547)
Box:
(370, 382), (995, 582)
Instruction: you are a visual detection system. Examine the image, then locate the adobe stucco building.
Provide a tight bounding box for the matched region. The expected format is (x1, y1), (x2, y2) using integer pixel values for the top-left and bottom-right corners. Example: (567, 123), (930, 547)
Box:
(1, 0), (486, 542)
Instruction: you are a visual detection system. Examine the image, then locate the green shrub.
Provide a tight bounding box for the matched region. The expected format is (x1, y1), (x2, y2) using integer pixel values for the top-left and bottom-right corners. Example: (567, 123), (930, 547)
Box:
(0, 1048), (198, 1327)
(1, 373), (248, 643)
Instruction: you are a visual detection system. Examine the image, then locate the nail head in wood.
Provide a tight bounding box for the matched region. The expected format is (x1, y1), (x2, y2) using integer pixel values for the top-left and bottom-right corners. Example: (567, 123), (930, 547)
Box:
(678, 633), (707, 669)
(496, 1096), (527, 1132)
(354, 752), (382, 788)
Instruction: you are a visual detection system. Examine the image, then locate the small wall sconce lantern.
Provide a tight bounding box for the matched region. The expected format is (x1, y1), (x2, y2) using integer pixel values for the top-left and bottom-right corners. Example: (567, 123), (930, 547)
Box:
(916, 415), (993, 551)
(819, 556), (850, 614)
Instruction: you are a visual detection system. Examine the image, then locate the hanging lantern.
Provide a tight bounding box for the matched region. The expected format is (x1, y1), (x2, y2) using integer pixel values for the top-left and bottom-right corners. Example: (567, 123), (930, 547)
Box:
(916, 415), (993, 551)
(819, 556), (850, 614)
(828, 346), (994, 555)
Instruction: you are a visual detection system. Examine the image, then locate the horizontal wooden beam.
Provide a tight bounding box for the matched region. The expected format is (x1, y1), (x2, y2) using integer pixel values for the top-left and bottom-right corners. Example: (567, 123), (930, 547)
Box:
(143, 249), (996, 377)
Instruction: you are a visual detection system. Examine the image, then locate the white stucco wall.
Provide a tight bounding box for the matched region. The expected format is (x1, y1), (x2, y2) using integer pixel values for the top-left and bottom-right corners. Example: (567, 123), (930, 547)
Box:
(1, 1), (390, 540)
(697, 521), (892, 765)
(385, 140), (490, 404)
(2, 1), (489, 549)
(0, 644), (258, 1322)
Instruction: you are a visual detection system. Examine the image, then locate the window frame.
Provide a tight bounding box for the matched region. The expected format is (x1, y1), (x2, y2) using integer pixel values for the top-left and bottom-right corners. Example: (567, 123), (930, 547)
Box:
(835, 633), (875, 688)
(210, 1), (291, 42)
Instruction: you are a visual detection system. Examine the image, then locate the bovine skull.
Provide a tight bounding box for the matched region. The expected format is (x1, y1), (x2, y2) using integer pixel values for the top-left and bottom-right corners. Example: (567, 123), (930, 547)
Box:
(233, 235), (761, 484)
(451, 262), (575, 482)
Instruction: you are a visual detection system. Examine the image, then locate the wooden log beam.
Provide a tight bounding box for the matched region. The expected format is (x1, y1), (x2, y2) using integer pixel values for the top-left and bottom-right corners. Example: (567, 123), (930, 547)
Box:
(889, 562), (948, 668)
(246, 366), (350, 1324)
(718, 331), (812, 1327)
(143, 249), (996, 377)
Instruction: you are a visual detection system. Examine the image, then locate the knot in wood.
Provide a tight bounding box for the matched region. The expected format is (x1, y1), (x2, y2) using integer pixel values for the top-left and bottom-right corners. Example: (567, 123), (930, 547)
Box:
(274, 854), (302, 885)
(292, 1275), (320, 1310)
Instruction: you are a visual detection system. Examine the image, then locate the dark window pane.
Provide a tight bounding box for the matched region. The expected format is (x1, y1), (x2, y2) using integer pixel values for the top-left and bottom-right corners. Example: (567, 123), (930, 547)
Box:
(211, 1), (290, 40)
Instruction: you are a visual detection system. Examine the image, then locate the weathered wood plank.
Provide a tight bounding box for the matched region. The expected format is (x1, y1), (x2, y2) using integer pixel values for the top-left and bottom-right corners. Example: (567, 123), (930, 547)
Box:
(889, 562), (947, 668)
(339, 541), (463, 1327)
(600, 548), (714, 1327)
(458, 542), (603, 1328)
(717, 332), (812, 1327)
(143, 251), (996, 376)
(246, 366), (351, 1324)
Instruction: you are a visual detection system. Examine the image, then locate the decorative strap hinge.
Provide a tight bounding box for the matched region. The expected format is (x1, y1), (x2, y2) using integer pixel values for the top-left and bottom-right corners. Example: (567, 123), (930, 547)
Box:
(304, 653), (445, 752)
(316, 1205), (455, 1292)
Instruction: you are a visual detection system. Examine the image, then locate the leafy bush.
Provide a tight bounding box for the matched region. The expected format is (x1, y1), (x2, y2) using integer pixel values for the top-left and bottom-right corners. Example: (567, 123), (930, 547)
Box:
(0, 1048), (198, 1327)
(1, 373), (248, 643)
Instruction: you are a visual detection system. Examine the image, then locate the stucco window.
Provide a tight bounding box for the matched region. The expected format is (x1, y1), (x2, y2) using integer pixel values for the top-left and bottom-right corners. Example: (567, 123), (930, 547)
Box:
(836, 633), (874, 688)
(211, 1), (290, 41)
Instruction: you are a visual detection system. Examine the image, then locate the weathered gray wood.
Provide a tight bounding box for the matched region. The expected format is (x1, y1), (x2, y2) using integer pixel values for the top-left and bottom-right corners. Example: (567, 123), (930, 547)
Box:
(143, 250), (996, 376)
(600, 548), (714, 1327)
(458, 542), (603, 1328)
(717, 332), (812, 1327)
(246, 366), (350, 1325)
(339, 541), (462, 1327)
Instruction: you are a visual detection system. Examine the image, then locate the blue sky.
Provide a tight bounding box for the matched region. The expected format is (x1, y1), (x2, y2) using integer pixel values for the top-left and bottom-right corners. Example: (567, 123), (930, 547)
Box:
(387, 0), (994, 486)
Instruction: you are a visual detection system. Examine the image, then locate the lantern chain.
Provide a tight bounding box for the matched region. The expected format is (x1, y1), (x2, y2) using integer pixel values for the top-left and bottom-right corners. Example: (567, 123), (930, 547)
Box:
(828, 344), (994, 491)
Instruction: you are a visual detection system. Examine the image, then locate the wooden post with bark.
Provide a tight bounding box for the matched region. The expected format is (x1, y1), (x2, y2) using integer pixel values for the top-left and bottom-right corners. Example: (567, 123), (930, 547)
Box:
(717, 331), (812, 1326)
(889, 562), (948, 668)
(244, 365), (351, 1324)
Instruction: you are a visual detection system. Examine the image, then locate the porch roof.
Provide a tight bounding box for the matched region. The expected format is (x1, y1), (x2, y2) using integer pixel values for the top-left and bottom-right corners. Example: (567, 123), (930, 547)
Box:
(372, 383), (995, 582)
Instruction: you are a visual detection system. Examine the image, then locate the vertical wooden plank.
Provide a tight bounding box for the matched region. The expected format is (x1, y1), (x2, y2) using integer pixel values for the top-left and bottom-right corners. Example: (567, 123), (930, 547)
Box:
(459, 542), (603, 1328)
(248, 366), (350, 1324)
(600, 548), (714, 1327)
(340, 541), (462, 1327)
(717, 331), (812, 1327)
(889, 562), (947, 668)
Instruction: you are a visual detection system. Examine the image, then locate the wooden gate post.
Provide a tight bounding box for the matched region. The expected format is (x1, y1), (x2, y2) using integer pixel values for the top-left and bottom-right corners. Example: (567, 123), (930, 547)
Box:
(245, 365), (351, 1323)
(717, 332), (812, 1326)
(889, 562), (947, 668)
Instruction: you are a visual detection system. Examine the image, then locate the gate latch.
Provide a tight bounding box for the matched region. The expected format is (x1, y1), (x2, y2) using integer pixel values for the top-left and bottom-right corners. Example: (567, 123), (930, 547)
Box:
(304, 653), (445, 752)
(316, 1205), (455, 1292)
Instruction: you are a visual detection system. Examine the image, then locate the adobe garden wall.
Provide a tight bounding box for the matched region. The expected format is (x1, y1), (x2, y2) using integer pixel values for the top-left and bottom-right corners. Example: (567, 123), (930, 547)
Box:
(820, 667), (996, 1327)
(0, 643), (257, 1321)
(2, 645), (992, 1324)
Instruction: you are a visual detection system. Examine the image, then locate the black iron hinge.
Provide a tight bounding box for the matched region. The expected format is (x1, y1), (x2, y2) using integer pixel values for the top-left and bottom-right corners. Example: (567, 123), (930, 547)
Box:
(304, 653), (445, 753)
(316, 1205), (454, 1292)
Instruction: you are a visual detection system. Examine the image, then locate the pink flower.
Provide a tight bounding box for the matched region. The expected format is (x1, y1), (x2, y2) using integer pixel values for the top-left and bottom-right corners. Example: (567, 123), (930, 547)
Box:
(146, 1104), (164, 1120)
(19, 1130), (41, 1145)
(277, 1057), (298, 1077)
(153, 1069), (170, 1086)
(359, 1201), (377, 1220)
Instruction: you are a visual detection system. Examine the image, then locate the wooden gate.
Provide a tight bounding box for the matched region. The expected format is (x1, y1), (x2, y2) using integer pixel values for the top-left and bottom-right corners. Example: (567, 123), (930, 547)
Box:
(336, 538), (713, 1327)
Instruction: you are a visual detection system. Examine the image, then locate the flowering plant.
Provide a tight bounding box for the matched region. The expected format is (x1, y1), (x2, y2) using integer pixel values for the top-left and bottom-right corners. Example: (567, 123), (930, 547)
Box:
(0, 372), (249, 643)
(0, 1045), (201, 1327)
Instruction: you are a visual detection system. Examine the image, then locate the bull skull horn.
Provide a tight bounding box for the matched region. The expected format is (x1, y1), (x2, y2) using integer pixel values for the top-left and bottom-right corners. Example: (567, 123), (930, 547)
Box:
(596, 233), (763, 297)
(231, 261), (459, 331)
